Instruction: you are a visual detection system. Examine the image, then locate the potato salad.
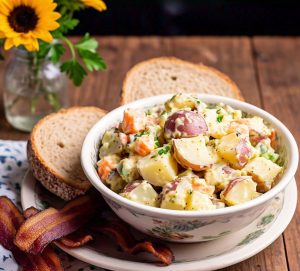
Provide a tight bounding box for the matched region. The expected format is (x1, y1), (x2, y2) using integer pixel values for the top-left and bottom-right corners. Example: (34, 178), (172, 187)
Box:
(97, 94), (282, 211)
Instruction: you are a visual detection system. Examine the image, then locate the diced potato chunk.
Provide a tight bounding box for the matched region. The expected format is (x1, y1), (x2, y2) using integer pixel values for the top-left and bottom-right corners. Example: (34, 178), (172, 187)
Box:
(178, 169), (199, 178)
(211, 198), (226, 209)
(217, 133), (253, 169)
(239, 116), (271, 136)
(203, 108), (233, 138)
(221, 177), (258, 206)
(165, 94), (201, 112)
(99, 129), (127, 158)
(137, 145), (178, 186)
(242, 157), (282, 192)
(121, 180), (159, 207)
(190, 177), (215, 196)
(187, 190), (216, 211)
(205, 162), (241, 191)
(106, 170), (126, 193)
(117, 156), (140, 183)
(160, 178), (191, 210)
(173, 136), (219, 171)
(160, 176), (215, 210)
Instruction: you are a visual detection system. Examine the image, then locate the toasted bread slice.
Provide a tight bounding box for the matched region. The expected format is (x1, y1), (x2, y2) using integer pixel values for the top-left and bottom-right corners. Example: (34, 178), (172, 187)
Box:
(27, 107), (106, 201)
(121, 57), (244, 104)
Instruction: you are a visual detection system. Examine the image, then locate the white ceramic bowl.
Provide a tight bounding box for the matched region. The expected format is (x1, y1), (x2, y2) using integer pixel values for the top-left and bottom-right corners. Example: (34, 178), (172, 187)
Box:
(81, 94), (298, 243)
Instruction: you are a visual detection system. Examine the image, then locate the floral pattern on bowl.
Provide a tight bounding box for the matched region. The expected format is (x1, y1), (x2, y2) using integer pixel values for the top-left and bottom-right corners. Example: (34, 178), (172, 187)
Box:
(33, 177), (283, 256)
(21, 170), (297, 271)
(104, 192), (282, 242)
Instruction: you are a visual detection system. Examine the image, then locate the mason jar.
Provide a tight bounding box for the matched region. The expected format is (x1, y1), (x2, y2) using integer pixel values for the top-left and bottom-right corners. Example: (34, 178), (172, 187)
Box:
(3, 48), (69, 132)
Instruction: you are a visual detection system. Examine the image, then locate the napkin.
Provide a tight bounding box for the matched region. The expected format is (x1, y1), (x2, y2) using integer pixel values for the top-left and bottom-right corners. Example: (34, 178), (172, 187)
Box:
(0, 140), (106, 271)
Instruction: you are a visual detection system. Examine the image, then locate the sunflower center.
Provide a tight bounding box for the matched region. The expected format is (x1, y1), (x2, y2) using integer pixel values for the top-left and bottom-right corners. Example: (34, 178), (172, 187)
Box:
(8, 5), (38, 33)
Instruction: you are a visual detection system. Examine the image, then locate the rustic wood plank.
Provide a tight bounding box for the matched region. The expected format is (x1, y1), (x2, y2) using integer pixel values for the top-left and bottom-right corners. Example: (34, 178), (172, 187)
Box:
(220, 236), (288, 271)
(253, 37), (300, 271)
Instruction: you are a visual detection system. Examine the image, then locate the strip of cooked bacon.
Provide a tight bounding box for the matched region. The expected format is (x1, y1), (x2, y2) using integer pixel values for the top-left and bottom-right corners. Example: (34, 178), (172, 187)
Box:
(23, 207), (40, 219)
(15, 195), (97, 255)
(0, 196), (24, 250)
(0, 196), (64, 271)
(56, 229), (93, 248)
(24, 247), (64, 271)
(23, 206), (93, 249)
(92, 220), (174, 266)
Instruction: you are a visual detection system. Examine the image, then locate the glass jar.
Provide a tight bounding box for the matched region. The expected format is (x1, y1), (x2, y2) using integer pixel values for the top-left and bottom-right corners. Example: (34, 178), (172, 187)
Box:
(3, 48), (69, 132)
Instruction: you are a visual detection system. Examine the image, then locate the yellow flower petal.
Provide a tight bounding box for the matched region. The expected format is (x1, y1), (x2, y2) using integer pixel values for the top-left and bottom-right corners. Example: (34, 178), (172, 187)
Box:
(33, 29), (53, 43)
(4, 38), (14, 50)
(0, 0), (13, 15)
(80, 0), (107, 12)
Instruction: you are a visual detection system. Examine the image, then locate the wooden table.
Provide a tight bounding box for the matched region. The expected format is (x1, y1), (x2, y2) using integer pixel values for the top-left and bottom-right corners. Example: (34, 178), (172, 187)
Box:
(0, 37), (299, 271)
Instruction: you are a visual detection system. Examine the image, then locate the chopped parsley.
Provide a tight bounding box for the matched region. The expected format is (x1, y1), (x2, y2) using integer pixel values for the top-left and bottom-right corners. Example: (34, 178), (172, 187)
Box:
(216, 115), (224, 123)
(158, 145), (171, 155)
(195, 98), (202, 105)
(262, 152), (279, 163)
(154, 136), (161, 147)
(134, 130), (150, 140)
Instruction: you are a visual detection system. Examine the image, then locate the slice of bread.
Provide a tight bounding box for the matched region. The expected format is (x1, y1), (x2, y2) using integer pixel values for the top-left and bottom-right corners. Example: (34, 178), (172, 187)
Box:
(27, 107), (106, 201)
(121, 57), (244, 104)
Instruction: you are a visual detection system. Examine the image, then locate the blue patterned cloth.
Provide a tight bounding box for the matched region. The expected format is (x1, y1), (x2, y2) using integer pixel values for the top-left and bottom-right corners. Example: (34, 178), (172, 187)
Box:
(0, 140), (106, 271)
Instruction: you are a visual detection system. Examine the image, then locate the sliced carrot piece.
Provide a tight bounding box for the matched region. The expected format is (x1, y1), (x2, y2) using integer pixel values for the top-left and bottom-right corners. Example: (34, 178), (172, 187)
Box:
(134, 136), (155, 156)
(269, 129), (277, 149)
(121, 110), (146, 134)
(97, 156), (119, 181)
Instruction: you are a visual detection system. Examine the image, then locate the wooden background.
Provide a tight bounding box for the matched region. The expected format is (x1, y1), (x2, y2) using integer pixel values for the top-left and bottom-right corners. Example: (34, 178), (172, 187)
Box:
(0, 37), (299, 270)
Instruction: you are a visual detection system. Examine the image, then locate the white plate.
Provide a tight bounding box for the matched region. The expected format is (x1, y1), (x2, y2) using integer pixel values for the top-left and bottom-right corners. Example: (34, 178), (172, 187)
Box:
(21, 171), (297, 271)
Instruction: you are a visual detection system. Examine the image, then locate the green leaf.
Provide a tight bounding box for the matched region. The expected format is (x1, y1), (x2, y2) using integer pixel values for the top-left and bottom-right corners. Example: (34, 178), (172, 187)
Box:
(75, 33), (98, 52)
(60, 60), (87, 86)
(78, 50), (106, 71)
(36, 41), (51, 59)
(49, 44), (66, 63)
(58, 17), (80, 34)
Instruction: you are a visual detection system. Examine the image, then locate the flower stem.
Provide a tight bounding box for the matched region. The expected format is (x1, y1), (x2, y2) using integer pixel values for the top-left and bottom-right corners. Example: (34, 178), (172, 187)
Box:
(62, 36), (76, 60)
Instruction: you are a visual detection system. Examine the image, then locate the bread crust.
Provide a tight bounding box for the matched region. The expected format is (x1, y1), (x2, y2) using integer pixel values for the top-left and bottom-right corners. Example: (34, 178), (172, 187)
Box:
(28, 107), (107, 201)
(121, 57), (244, 104)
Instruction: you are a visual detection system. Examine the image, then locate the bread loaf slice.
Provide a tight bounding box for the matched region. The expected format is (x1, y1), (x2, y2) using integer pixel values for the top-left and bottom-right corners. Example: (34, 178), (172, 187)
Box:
(121, 57), (244, 104)
(27, 107), (106, 201)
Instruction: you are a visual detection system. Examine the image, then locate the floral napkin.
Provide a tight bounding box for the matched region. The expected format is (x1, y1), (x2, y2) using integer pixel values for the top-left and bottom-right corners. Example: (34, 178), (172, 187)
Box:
(0, 140), (106, 271)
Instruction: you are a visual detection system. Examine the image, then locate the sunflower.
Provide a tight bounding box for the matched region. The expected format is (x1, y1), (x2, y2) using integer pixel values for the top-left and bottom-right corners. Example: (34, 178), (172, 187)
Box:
(81, 0), (107, 12)
(0, 0), (61, 51)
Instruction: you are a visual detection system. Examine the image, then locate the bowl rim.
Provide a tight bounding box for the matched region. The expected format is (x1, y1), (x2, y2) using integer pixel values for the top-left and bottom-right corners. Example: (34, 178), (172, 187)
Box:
(81, 94), (299, 217)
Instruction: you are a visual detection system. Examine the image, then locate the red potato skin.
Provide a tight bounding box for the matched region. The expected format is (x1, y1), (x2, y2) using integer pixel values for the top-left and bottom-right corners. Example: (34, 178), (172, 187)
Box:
(163, 179), (181, 194)
(123, 181), (142, 193)
(164, 110), (208, 139)
(235, 138), (252, 168)
(173, 140), (211, 171)
(222, 177), (247, 196)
